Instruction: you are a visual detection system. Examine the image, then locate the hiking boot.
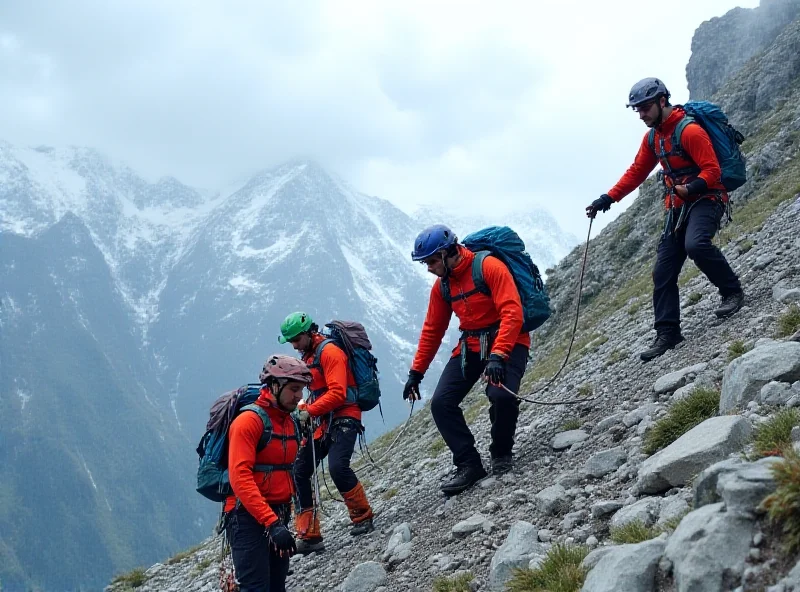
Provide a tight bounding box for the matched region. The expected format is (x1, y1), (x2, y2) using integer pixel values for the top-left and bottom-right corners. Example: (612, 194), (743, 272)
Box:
(441, 464), (488, 496)
(295, 537), (325, 555)
(350, 518), (374, 537)
(639, 331), (685, 362)
(715, 291), (745, 318)
(491, 455), (513, 476)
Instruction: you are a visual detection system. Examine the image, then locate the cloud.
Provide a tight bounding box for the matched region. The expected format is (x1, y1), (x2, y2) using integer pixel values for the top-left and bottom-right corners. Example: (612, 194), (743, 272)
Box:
(0, 0), (759, 235)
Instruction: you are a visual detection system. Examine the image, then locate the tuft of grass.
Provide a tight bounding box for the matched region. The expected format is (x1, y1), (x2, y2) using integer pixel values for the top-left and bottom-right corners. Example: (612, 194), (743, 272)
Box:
(432, 572), (473, 592)
(561, 418), (583, 431)
(751, 409), (800, 459)
(111, 567), (147, 588)
(628, 299), (643, 316)
(193, 556), (213, 574)
(605, 348), (628, 367)
(609, 520), (661, 544)
(643, 388), (720, 455)
(429, 436), (446, 455)
(506, 544), (589, 592)
(678, 264), (700, 287)
(576, 383), (593, 398)
(382, 487), (399, 500)
(727, 340), (751, 362)
(739, 239), (754, 253)
(777, 304), (800, 338)
(166, 543), (204, 565)
(464, 397), (488, 424)
(686, 292), (702, 306)
(762, 447), (800, 553)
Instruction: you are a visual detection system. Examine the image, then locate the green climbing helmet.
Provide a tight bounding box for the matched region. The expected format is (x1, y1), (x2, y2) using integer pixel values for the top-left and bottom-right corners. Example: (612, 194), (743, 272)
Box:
(278, 311), (314, 344)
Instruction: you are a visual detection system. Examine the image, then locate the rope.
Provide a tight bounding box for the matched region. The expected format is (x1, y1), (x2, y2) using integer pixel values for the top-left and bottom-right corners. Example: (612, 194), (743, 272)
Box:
(513, 217), (595, 405)
(353, 401), (415, 474)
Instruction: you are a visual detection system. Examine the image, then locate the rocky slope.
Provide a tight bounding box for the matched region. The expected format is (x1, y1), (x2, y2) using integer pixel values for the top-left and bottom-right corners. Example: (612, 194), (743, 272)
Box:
(104, 1), (800, 591)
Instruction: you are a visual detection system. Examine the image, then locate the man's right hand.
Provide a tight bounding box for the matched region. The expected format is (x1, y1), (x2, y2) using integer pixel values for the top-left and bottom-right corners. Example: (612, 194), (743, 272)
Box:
(586, 194), (614, 218)
(402, 370), (424, 401)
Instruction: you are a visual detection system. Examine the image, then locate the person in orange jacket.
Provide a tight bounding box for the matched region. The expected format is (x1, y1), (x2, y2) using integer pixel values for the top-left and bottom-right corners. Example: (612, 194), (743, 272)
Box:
(223, 355), (311, 592)
(278, 312), (374, 554)
(587, 77), (744, 362)
(403, 225), (530, 496)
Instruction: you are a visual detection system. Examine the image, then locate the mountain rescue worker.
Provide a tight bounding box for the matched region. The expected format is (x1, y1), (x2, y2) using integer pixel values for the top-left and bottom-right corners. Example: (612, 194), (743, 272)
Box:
(403, 224), (529, 496)
(223, 355), (310, 592)
(587, 77), (744, 362)
(278, 312), (374, 554)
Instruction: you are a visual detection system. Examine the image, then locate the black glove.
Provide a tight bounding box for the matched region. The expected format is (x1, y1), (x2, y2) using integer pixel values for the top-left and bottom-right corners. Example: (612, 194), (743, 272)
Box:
(403, 370), (424, 400)
(484, 353), (506, 385)
(266, 523), (296, 556)
(586, 194), (613, 218)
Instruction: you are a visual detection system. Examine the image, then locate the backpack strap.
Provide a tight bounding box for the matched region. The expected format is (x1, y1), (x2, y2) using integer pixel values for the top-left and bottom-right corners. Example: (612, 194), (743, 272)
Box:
(649, 113), (701, 181)
(240, 403), (299, 473)
(439, 251), (492, 303)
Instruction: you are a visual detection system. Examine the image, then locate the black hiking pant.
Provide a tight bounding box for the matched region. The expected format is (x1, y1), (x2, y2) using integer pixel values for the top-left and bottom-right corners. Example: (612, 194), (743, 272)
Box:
(653, 198), (741, 332)
(225, 503), (291, 592)
(293, 417), (360, 511)
(430, 344), (528, 468)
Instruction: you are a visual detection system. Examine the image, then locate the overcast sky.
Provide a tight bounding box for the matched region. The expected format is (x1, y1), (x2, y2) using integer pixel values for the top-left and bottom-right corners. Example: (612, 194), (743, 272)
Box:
(0, 0), (759, 236)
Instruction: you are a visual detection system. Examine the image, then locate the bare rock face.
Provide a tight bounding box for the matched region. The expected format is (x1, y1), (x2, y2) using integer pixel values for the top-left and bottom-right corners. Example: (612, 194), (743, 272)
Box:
(687, 0), (800, 101)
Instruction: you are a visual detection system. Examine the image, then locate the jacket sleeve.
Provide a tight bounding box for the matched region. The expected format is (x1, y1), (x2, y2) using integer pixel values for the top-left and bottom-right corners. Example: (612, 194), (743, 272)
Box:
(306, 346), (349, 417)
(228, 413), (279, 527)
(680, 123), (722, 188)
(482, 257), (525, 359)
(411, 281), (453, 374)
(607, 134), (659, 201)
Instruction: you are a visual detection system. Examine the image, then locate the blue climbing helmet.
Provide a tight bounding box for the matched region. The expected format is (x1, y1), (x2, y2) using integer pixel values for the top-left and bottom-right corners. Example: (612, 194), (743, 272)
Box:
(411, 224), (458, 261)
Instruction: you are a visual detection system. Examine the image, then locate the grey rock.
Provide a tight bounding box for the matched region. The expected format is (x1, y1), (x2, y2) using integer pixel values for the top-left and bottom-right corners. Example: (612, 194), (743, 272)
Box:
(610, 497), (663, 529)
(694, 458), (747, 508)
(581, 538), (666, 592)
(488, 521), (547, 591)
(657, 496), (690, 526)
(623, 404), (660, 428)
(753, 254), (778, 270)
(591, 500), (624, 519)
(760, 381), (794, 406)
(340, 562), (387, 592)
(551, 430), (590, 450)
(792, 426), (800, 444)
(535, 484), (569, 515)
(773, 284), (800, 304)
(585, 447), (628, 478)
(582, 547), (615, 571)
(717, 458), (781, 514)
(720, 342), (800, 413)
(637, 416), (753, 494)
(665, 503), (754, 592)
(452, 513), (494, 537)
(560, 510), (588, 531)
(593, 413), (624, 434)
(654, 363), (708, 394)
(538, 529), (553, 542)
(672, 382), (698, 403)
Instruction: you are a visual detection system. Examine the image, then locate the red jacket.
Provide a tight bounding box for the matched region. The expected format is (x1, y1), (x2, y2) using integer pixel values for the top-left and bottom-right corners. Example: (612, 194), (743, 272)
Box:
(608, 107), (727, 209)
(302, 333), (361, 435)
(411, 246), (530, 375)
(223, 389), (299, 526)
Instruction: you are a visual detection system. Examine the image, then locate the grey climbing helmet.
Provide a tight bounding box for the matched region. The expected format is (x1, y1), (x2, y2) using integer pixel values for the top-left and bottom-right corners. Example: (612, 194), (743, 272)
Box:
(626, 77), (670, 108)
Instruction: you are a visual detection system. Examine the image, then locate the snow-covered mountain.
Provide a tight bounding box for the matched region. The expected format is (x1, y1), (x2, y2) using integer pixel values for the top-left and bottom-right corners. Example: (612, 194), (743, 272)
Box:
(0, 140), (577, 591)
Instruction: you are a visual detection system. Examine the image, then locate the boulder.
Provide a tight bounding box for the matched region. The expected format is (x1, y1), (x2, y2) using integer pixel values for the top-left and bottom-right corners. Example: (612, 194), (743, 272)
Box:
(693, 458), (745, 508)
(340, 562), (387, 592)
(488, 521), (547, 591)
(585, 447), (628, 478)
(535, 484), (569, 515)
(581, 538), (666, 592)
(637, 416), (752, 494)
(654, 363), (708, 394)
(610, 497), (663, 529)
(717, 457), (781, 514)
(720, 342), (800, 413)
(665, 503), (754, 592)
(552, 430), (590, 450)
(452, 513), (494, 537)
(760, 381), (794, 406)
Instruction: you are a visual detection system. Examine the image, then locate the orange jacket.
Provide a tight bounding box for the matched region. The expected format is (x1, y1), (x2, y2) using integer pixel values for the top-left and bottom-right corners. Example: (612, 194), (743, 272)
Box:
(608, 107), (727, 209)
(303, 333), (361, 432)
(411, 246), (530, 375)
(223, 389), (299, 526)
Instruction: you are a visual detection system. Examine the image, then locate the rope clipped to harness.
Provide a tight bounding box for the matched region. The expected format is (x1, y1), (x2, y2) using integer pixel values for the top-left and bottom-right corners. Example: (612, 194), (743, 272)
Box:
(354, 400), (415, 474)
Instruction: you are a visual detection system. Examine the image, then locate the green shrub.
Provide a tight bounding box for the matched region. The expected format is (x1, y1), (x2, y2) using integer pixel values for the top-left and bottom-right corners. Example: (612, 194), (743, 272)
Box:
(763, 447), (800, 553)
(561, 418), (583, 431)
(739, 239), (754, 253)
(605, 349), (628, 367)
(777, 304), (800, 338)
(643, 388), (720, 455)
(576, 384), (593, 398)
(432, 572), (473, 592)
(506, 544), (589, 592)
(111, 567), (147, 588)
(429, 437), (446, 455)
(727, 340), (751, 362)
(752, 409), (800, 459)
(382, 487), (399, 500)
(609, 520), (661, 544)
(686, 292), (702, 306)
